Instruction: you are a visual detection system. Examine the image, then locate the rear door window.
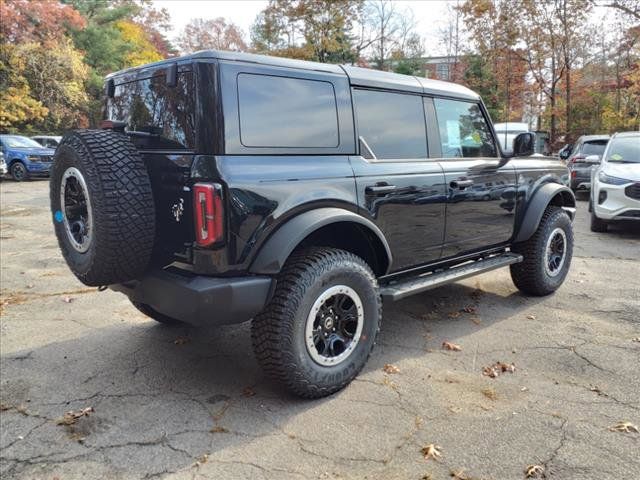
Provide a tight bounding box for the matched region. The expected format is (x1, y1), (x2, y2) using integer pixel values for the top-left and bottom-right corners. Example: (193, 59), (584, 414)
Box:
(353, 89), (427, 159)
(237, 73), (339, 148)
(433, 98), (497, 158)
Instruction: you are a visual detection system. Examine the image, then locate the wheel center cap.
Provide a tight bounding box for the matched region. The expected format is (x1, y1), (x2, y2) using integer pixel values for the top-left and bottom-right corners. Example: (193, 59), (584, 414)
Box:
(323, 317), (334, 330)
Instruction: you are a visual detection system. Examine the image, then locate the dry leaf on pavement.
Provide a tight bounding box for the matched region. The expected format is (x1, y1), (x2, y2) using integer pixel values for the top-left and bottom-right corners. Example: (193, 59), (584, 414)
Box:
(56, 407), (94, 426)
(482, 362), (516, 378)
(210, 426), (229, 433)
(242, 387), (256, 397)
(174, 336), (190, 345)
(448, 311), (461, 319)
(608, 421), (639, 433)
(462, 305), (476, 314)
(450, 469), (472, 480)
(421, 444), (442, 461)
(525, 464), (545, 478)
(62, 296), (73, 303)
(526, 314), (536, 320)
(442, 341), (462, 351)
(383, 363), (400, 374)
(632, 337), (640, 343)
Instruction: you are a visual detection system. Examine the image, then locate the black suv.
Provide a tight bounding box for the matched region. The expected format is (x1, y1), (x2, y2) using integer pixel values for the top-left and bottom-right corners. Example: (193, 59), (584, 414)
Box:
(50, 50), (576, 398)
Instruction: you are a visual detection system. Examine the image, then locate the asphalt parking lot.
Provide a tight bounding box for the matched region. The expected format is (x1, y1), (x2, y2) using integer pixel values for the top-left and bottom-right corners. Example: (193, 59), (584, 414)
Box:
(1, 179), (639, 480)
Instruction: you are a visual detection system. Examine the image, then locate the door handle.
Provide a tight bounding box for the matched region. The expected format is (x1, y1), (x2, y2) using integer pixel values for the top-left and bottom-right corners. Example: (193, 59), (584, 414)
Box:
(450, 179), (473, 189)
(365, 184), (397, 194)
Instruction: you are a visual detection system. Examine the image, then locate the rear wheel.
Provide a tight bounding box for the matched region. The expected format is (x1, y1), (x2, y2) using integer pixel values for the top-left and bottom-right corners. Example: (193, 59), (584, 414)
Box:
(251, 247), (381, 398)
(10, 162), (28, 182)
(510, 206), (573, 296)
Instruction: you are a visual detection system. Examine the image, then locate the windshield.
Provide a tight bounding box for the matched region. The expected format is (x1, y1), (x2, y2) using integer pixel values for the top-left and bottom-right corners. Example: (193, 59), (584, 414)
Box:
(581, 141), (607, 156)
(605, 136), (640, 163)
(1, 135), (43, 148)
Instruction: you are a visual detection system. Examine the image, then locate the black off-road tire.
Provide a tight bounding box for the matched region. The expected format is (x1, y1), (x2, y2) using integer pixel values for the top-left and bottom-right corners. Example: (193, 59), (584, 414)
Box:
(510, 206), (573, 296)
(251, 247), (381, 399)
(131, 301), (183, 326)
(590, 208), (608, 232)
(50, 130), (155, 286)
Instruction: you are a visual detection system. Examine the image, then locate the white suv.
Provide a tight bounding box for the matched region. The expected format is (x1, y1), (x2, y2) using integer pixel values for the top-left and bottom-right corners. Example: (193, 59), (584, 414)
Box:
(589, 131), (640, 232)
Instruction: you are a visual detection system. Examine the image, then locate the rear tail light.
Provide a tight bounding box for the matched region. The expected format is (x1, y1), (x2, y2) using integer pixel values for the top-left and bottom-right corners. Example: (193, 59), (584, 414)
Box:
(193, 183), (223, 247)
(571, 171), (577, 178)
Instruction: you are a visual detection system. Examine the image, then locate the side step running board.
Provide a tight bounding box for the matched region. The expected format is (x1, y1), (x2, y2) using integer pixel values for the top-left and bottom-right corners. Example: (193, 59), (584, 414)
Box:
(380, 252), (523, 301)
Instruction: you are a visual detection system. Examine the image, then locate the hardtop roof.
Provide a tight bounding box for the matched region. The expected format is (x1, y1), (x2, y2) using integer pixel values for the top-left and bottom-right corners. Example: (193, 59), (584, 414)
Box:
(106, 49), (480, 100)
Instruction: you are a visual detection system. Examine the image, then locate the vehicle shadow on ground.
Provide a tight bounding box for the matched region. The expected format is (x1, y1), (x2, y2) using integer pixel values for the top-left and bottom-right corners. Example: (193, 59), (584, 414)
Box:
(0, 282), (544, 478)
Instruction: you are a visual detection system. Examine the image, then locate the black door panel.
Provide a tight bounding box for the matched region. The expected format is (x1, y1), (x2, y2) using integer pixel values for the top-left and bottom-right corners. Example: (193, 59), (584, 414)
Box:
(441, 159), (517, 257)
(350, 156), (446, 271)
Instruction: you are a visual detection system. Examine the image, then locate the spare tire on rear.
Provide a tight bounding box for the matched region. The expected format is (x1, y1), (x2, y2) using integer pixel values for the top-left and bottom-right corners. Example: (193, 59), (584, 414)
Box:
(50, 129), (155, 286)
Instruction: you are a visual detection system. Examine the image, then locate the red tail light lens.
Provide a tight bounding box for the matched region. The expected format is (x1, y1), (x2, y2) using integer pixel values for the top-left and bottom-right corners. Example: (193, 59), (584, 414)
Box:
(193, 183), (223, 247)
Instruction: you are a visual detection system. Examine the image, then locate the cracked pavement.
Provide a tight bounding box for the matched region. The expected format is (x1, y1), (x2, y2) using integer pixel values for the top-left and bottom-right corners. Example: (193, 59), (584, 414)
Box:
(1, 181), (639, 480)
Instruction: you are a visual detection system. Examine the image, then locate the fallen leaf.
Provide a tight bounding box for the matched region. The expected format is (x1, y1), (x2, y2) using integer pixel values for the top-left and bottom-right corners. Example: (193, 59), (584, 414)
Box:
(609, 421), (639, 433)
(462, 305), (477, 314)
(242, 386), (256, 397)
(447, 311), (461, 319)
(210, 425), (228, 433)
(421, 443), (442, 461)
(383, 363), (400, 374)
(26, 284), (34, 289)
(442, 341), (462, 351)
(469, 316), (482, 325)
(173, 336), (190, 345)
(193, 453), (209, 467)
(421, 474), (433, 480)
(56, 407), (94, 426)
(0, 403), (10, 411)
(481, 388), (498, 401)
(526, 314), (536, 320)
(632, 337), (640, 343)
(16, 405), (28, 416)
(525, 464), (545, 478)
(62, 296), (73, 303)
(450, 469), (472, 480)
(482, 362), (516, 378)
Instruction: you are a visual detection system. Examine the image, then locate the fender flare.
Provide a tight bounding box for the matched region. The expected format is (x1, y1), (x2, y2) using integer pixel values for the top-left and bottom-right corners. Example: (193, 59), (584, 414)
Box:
(514, 183), (576, 243)
(249, 207), (393, 275)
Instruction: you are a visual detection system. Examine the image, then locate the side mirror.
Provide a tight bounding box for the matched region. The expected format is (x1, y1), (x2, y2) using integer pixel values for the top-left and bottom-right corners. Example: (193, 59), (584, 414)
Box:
(512, 132), (535, 157)
(585, 155), (600, 164)
(558, 144), (572, 160)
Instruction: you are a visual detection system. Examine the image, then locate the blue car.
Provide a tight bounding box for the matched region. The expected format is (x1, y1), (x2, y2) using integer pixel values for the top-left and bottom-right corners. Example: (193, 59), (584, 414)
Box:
(0, 134), (56, 181)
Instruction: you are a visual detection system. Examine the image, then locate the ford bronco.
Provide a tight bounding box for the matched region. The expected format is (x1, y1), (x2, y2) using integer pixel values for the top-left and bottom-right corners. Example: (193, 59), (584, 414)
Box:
(50, 50), (575, 398)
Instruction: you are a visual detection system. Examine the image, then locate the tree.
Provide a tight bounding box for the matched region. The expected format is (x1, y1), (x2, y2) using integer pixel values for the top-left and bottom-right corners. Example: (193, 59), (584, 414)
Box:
(17, 40), (90, 131)
(177, 17), (247, 54)
(0, 44), (48, 132)
(0, 0), (85, 44)
(116, 20), (164, 66)
(366, 0), (400, 70)
(604, 0), (640, 20)
(439, 1), (465, 82)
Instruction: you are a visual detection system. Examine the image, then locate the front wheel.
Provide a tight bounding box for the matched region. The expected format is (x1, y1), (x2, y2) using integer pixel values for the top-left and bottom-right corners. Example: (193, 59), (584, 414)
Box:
(251, 247), (381, 399)
(510, 206), (573, 296)
(10, 162), (28, 182)
(590, 207), (608, 232)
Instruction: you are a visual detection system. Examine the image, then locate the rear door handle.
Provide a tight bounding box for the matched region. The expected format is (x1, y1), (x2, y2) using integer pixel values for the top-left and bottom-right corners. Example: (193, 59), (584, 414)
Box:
(365, 184), (397, 194)
(450, 179), (473, 189)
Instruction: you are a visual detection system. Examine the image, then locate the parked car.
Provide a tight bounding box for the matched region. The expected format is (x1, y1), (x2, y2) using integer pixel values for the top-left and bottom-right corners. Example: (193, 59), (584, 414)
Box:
(50, 50), (576, 398)
(32, 135), (62, 149)
(0, 134), (55, 181)
(494, 123), (550, 155)
(589, 131), (640, 232)
(0, 150), (7, 178)
(561, 135), (610, 192)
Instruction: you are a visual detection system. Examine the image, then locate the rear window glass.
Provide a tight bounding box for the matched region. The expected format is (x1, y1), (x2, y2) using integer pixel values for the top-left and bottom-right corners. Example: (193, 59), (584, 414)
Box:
(237, 73), (339, 148)
(353, 89), (427, 159)
(581, 141), (607, 156)
(105, 72), (195, 149)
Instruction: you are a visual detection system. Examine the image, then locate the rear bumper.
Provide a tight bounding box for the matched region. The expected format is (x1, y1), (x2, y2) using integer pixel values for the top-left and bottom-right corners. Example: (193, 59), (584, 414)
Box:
(111, 267), (274, 326)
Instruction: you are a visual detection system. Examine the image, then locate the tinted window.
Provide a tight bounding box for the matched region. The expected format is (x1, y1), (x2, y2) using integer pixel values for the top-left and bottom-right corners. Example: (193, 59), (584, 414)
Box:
(581, 141), (607, 156)
(105, 72), (195, 149)
(434, 99), (497, 158)
(353, 89), (427, 159)
(237, 73), (339, 148)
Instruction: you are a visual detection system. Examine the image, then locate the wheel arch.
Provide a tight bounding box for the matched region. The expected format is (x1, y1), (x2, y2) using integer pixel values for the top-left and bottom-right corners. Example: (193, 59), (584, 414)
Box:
(514, 183), (576, 243)
(249, 208), (392, 277)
